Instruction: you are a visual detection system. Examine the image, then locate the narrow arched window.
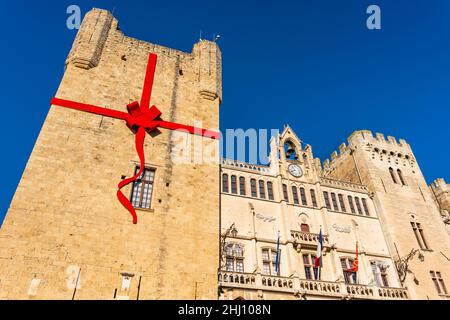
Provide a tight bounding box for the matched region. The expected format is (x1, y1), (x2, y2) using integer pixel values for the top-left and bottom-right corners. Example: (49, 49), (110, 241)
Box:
(362, 198), (370, 216)
(348, 196), (356, 214)
(250, 179), (257, 197)
(259, 180), (266, 199)
(239, 177), (246, 195)
(338, 194), (346, 212)
(300, 223), (310, 232)
(231, 175), (237, 194)
(267, 181), (274, 200)
(310, 189), (318, 208)
(355, 197), (363, 215)
(389, 167), (398, 184)
(323, 191), (331, 210)
(331, 193), (339, 211)
(303, 154), (309, 167)
(397, 169), (407, 186)
(292, 186), (299, 205)
(283, 184), (289, 202)
(300, 187), (308, 206)
(222, 174), (229, 193)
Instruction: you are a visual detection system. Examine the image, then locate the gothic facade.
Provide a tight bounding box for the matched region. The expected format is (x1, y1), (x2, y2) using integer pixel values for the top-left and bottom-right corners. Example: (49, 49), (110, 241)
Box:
(219, 127), (450, 300)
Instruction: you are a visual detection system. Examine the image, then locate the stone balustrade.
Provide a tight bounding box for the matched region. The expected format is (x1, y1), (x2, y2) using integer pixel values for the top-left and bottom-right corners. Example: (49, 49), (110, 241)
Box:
(298, 279), (342, 297)
(261, 275), (294, 290)
(218, 271), (409, 300)
(290, 230), (329, 249)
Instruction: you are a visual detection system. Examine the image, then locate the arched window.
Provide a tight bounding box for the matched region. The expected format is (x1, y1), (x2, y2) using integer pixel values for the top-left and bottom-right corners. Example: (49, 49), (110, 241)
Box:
(397, 169), (407, 186)
(389, 167), (398, 184)
(292, 186), (299, 204)
(267, 181), (274, 200)
(222, 174), (229, 193)
(231, 175), (237, 194)
(300, 187), (308, 206)
(323, 191), (331, 210)
(355, 197), (363, 215)
(362, 198), (370, 216)
(250, 179), (257, 197)
(259, 180), (266, 199)
(284, 140), (298, 160)
(300, 223), (310, 232)
(430, 271), (448, 295)
(331, 193), (339, 211)
(338, 194), (346, 212)
(310, 189), (318, 208)
(282, 184), (289, 202)
(411, 221), (429, 250)
(224, 243), (244, 273)
(348, 196), (356, 214)
(239, 177), (246, 195)
(303, 153), (309, 167)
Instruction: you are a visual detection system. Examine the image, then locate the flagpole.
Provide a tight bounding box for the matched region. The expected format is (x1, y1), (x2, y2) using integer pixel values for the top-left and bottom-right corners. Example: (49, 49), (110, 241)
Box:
(275, 230), (280, 276)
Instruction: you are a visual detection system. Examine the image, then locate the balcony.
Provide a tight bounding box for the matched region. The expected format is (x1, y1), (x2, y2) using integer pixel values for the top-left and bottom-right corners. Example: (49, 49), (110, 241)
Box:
(290, 230), (329, 250)
(218, 271), (409, 300)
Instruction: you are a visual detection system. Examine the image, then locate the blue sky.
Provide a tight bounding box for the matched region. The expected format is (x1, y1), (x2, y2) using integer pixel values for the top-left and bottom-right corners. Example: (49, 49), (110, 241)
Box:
(0, 1), (449, 222)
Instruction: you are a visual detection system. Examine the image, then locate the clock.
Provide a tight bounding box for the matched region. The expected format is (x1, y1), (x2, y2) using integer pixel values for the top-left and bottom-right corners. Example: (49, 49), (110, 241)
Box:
(288, 164), (303, 177)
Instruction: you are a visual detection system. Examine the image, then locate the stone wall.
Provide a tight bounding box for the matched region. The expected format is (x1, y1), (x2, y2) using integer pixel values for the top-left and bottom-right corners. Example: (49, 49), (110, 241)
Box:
(0, 8), (221, 299)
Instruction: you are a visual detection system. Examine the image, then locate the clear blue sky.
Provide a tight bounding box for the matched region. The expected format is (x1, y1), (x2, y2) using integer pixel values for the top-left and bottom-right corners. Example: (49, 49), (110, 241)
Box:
(0, 1), (449, 222)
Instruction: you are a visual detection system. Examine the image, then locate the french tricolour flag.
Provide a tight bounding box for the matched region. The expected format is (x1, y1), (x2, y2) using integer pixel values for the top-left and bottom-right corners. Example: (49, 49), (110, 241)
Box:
(314, 228), (323, 268)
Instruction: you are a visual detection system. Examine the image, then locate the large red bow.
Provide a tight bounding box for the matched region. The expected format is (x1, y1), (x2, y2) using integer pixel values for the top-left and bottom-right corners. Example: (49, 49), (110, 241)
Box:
(50, 53), (219, 224)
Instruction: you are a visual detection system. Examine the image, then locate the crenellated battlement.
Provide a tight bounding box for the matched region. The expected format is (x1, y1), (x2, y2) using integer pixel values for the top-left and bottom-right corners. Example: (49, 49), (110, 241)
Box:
(432, 178), (449, 193)
(322, 141), (351, 172)
(66, 8), (222, 103)
(323, 130), (416, 174)
(347, 130), (410, 149)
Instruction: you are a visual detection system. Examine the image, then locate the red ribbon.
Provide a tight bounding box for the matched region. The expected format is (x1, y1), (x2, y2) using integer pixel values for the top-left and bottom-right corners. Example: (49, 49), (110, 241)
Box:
(50, 53), (219, 224)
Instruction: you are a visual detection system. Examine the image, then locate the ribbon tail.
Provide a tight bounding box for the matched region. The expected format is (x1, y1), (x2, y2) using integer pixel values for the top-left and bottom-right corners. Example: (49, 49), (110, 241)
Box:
(117, 127), (147, 224)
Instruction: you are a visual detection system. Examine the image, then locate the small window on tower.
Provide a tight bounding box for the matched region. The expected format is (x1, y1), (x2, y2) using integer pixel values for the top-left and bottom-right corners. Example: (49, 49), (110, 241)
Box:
(267, 181), (274, 200)
(231, 175), (237, 194)
(239, 177), (246, 196)
(130, 167), (155, 209)
(310, 189), (318, 208)
(283, 184), (289, 202)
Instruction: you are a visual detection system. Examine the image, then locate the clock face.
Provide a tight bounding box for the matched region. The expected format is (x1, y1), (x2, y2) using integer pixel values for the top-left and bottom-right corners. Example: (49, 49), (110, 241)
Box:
(288, 164), (303, 177)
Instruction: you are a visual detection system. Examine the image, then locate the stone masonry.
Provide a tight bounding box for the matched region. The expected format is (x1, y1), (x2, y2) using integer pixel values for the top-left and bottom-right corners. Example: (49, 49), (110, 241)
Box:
(0, 8), (221, 299)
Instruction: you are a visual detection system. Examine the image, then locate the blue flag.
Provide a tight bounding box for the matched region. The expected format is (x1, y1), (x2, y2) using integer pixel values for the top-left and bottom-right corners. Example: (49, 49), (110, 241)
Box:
(275, 231), (280, 275)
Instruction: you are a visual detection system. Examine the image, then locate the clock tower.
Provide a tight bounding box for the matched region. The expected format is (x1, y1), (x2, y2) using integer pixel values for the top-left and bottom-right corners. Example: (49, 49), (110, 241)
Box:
(0, 8), (221, 299)
(272, 125), (322, 183)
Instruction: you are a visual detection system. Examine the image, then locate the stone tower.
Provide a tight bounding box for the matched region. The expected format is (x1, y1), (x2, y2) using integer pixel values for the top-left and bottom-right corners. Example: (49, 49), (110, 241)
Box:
(324, 130), (450, 299)
(0, 8), (221, 299)
(430, 178), (450, 236)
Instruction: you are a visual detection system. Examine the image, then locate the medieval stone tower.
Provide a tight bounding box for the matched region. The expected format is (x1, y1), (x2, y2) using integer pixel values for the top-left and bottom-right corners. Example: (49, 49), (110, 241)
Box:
(0, 8), (221, 299)
(324, 130), (450, 299)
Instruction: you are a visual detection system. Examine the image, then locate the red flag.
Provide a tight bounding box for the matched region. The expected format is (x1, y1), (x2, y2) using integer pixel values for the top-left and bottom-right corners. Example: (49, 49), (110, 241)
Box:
(352, 242), (359, 272)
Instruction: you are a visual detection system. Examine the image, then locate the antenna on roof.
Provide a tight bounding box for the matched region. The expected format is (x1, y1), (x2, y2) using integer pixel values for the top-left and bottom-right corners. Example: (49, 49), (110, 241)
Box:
(213, 34), (221, 42)
(199, 30), (203, 41)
